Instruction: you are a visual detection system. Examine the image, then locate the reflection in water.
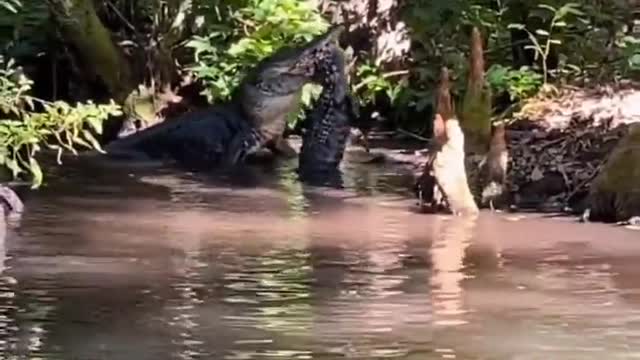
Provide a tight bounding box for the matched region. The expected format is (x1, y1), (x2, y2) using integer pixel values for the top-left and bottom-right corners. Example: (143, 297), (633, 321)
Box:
(0, 212), (10, 355)
(0, 213), (5, 274)
(223, 248), (315, 360)
(429, 214), (477, 327)
(1, 206), (52, 358)
(165, 237), (207, 360)
(0, 157), (639, 359)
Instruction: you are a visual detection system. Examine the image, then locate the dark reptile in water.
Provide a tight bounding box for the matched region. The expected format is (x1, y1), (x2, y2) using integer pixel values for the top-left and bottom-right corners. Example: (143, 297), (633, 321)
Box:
(297, 45), (359, 186)
(105, 26), (345, 170)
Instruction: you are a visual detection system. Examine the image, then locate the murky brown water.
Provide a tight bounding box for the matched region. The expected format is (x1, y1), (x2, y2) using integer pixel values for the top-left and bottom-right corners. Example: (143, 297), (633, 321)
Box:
(1, 153), (639, 359)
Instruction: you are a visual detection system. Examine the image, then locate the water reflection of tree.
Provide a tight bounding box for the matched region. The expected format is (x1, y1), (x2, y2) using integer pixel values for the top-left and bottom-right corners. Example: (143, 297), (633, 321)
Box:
(222, 246), (316, 359)
(303, 195), (431, 358)
(429, 214), (477, 326)
(0, 209), (12, 354)
(0, 210), (6, 274)
(166, 235), (207, 360)
(429, 214), (503, 327)
(0, 208), (52, 358)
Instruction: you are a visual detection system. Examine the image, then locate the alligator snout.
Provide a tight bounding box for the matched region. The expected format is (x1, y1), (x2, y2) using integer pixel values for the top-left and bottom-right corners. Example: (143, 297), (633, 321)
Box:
(288, 24), (346, 78)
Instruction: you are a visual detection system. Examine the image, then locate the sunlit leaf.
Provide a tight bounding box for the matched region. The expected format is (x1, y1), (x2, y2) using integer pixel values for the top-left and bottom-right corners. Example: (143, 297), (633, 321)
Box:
(538, 4), (557, 13)
(535, 29), (550, 37)
(82, 129), (104, 153)
(28, 157), (42, 189)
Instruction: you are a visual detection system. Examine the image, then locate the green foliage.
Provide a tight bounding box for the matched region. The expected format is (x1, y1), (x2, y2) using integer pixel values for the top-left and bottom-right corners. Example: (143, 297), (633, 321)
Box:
(393, 0), (509, 129)
(619, 34), (640, 74)
(1, 0), (636, 144)
(353, 60), (406, 107)
(0, 0), (20, 13)
(0, 56), (121, 188)
(508, 3), (585, 83)
(486, 64), (543, 101)
(186, 0), (329, 111)
(0, 0), (50, 59)
(387, 0), (636, 134)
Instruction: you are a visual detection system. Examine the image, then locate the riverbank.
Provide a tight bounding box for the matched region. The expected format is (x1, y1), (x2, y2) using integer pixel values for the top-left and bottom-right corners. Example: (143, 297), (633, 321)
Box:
(295, 85), (640, 221)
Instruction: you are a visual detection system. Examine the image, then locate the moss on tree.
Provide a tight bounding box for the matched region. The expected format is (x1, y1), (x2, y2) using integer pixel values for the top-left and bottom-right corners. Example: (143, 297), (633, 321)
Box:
(48, 0), (133, 102)
(461, 27), (492, 155)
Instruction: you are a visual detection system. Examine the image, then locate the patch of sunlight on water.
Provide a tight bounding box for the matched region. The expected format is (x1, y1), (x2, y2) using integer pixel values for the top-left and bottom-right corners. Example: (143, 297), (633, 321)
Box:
(0, 155), (639, 359)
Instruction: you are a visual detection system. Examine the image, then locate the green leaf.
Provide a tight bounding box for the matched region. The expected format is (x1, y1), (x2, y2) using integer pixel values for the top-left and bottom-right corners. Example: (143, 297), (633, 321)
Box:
(82, 129), (104, 153)
(629, 54), (640, 69)
(563, 3), (585, 16)
(5, 158), (21, 177)
(29, 157), (42, 189)
(538, 4), (557, 13)
(535, 29), (550, 37)
(507, 23), (526, 30)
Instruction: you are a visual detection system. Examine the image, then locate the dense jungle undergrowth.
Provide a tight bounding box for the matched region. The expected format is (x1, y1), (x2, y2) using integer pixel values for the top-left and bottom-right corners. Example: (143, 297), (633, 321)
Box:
(0, 0), (639, 188)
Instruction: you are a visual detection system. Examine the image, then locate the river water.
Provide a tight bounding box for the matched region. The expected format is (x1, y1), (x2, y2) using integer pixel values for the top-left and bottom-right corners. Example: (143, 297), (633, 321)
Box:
(0, 152), (639, 359)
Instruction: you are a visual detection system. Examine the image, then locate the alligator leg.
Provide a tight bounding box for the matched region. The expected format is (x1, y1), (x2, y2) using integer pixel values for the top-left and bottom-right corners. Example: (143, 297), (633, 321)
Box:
(225, 128), (264, 165)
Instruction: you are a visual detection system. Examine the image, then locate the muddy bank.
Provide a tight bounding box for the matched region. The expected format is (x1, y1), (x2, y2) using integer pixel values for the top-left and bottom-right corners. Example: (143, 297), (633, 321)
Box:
(330, 127), (630, 216)
(507, 86), (640, 214)
(290, 86), (640, 220)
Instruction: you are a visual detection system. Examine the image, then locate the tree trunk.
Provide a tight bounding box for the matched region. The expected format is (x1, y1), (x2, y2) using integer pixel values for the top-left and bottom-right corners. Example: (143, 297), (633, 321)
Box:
(588, 123), (640, 222)
(461, 27), (492, 155)
(47, 0), (134, 103)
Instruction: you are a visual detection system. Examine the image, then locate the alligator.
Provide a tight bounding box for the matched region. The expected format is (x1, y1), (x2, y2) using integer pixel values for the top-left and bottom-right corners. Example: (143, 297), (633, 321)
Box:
(297, 45), (359, 186)
(105, 25), (345, 170)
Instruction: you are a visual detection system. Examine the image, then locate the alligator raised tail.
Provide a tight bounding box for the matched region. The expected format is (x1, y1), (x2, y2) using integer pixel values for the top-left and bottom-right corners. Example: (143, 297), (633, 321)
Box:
(297, 45), (359, 186)
(105, 25), (345, 170)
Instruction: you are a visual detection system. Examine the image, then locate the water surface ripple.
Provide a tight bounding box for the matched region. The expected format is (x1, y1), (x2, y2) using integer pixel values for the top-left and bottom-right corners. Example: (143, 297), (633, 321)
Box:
(0, 156), (639, 359)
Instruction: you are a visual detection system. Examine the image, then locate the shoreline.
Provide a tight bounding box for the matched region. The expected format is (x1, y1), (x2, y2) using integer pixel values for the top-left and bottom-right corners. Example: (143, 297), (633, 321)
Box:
(286, 121), (632, 219)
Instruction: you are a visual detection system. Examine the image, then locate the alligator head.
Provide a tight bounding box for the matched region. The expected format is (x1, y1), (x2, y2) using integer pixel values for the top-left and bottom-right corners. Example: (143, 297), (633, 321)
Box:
(230, 25), (346, 162)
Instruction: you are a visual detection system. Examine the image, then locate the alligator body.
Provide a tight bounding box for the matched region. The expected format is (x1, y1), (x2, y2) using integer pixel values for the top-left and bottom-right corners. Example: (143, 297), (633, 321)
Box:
(297, 45), (359, 186)
(105, 26), (345, 169)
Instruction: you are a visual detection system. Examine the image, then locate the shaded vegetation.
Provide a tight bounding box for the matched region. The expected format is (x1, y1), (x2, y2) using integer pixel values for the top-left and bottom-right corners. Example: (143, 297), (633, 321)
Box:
(0, 55), (121, 188)
(395, 0), (639, 131)
(0, 0), (638, 188)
